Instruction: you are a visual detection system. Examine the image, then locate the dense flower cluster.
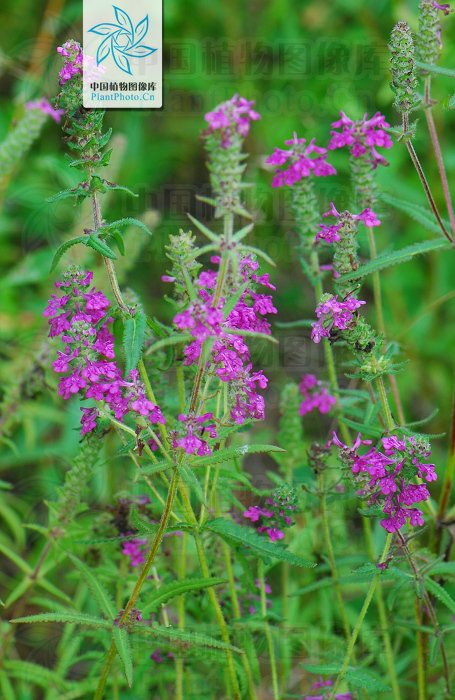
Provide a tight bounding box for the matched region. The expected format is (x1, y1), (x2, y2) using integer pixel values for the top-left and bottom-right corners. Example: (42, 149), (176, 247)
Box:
(328, 112), (393, 167)
(266, 133), (336, 187)
(331, 433), (436, 532)
(173, 254), (276, 426)
(244, 488), (297, 542)
(299, 374), (336, 416)
(204, 95), (260, 147)
(315, 202), (381, 243)
(25, 98), (64, 124)
(44, 268), (165, 435)
(57, 40), (83, 84)
(311, 294), (366, 344)
(172, 412), (218, 456)
(304, 677), (352, 700)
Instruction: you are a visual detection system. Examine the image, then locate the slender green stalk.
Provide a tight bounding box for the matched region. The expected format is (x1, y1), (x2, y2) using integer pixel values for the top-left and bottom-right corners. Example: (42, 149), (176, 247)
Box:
(376, 376), (395, 432)
(402, 114), (452, 244)
(319, 470), (351, 642)
(258, 559), (279, 700)
(93, 468), (180, 700)
(222, 543), (258, 700)
(362, 519), (401, 700)
(175, 533), (186, 700)
(423, 76), (455, 237)
(329, 534), (393, 699)
(414, 597), (427, 700)
(436, 390), (455, 531)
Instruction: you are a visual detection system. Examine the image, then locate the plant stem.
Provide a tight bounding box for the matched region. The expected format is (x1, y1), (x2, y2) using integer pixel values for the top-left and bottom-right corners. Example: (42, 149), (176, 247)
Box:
(423, 77), (455, 237)
(329, 533), (393, 699)
(93, 468), (180, 700)
(376, 376), (395, 432)
(311, 249), (351, 444)
(258, 559), (279, 700)
(436, 390), (455, 535)
(178, 484), (241, 699)
(175, 533), (186, 700)
(402, 114), (452, 244)
(319, 470), (351, 642)
(223, 543), (258, 700)
(415, 596), (427, 700)
(362, 519), (401, 700)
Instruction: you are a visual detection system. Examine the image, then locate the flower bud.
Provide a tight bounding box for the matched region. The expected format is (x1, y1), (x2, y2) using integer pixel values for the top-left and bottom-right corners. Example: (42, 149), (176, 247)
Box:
(389, 21), (420, 115)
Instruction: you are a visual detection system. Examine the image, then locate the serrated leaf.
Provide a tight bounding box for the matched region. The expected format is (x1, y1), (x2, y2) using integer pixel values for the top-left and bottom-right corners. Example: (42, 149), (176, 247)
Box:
(302, 664), (390, 691)
(206, 518), (315, 568)
(425, 577), (455, 614)
(135, 623), (242, 654)
(86, 235), (117, 259)
(191, 444), (285, 469)
(187, 213), (220, 242)
(141, 577), (226, 616)
(380, 192), (451, 238)
(113, 627), (133, 687)
(338, 237), (452, 283)
(123, 312), (147, 375)
(12, 612), (111, 628)
(177, 463), (205, 504)
(3, 660), (70, 691)
(100, 217), (153, 237)
(68, 555), (116, 618)
(50, 237), (86, 272)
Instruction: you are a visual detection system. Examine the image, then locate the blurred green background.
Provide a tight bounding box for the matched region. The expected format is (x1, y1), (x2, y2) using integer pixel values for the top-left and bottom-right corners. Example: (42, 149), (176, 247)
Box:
(0, 0), (454, 489)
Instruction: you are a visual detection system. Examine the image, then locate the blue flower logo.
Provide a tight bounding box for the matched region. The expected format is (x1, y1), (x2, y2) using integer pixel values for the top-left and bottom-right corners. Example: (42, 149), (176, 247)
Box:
(88, 5), (157, 76)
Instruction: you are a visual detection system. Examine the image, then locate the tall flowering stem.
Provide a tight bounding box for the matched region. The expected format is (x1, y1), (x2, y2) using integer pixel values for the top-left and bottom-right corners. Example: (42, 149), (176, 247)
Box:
(389, 22), (452, 243)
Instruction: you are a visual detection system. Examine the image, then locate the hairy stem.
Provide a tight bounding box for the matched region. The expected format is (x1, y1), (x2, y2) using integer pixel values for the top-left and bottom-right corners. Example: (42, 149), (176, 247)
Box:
(402, 114), (452, 244)
(423, 77), (455, 237)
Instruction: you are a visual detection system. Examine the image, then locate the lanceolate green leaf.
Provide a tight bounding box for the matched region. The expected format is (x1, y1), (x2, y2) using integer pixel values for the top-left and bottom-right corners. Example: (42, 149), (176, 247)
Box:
(379, 192), (451, 238)
(186, 213), (219, 242)
(113, 627), (133, 687)
(191, 444), (285, 469)
(141, 577), (226, 616)
(68, 555), (116, 618)
(302, 664), (391, 691)
(415, 61), (455, 78)
(338, 238), (451, 283)
(136, 623), (242, 654)
(425, 577), (455, 614)
(12, 612), (112, 628)
(206, 518), (315, 568)
(50, 237), (86, 272)
(86, 235), (117, 259)
(98, 217), (153, 237)
(123, 311), (147, 375)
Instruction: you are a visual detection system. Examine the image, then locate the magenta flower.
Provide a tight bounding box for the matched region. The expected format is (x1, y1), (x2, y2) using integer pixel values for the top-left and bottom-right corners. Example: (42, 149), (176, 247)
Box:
(171, 253), (276, 425)
(204, 94), (260, 147)
(121, 538), (147, 567)
(329, 111), (393, 167)
(266, 133), (336, 187)
(299, 374), (336, 416)
(432, 1), (452, 13)
(311, 294), (366, 344)
(304, 677), (353, 700)
(330, 433), (436, 532)
(44, 268), (165, 435)
(315, 202), (381, 243)
(57, 40), (83, 85)
(243, 493), (296, 542)
(25, 98), (65, 123)
(172, 413), (218, 456)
